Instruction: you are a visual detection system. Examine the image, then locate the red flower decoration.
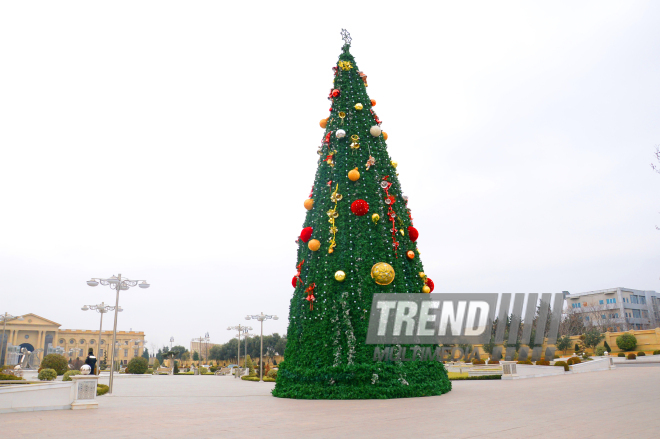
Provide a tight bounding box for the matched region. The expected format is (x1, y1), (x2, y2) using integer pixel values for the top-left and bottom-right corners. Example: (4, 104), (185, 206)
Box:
(426, 278), (435, 292)
(300, 227), (313, 243)
(408, 226), (419, 242)
(385, 195), (396, 205)
(350, 199), (369, 216)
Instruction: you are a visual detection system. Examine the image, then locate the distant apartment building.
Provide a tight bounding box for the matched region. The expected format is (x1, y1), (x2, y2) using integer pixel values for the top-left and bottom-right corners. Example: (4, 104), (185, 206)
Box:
(564, 288), (660, 331)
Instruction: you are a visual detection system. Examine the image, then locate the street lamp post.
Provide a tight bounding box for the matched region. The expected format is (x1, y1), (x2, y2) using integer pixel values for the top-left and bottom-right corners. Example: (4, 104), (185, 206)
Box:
(245, 312), (278, 382)
(227, 324), (250, 373)
(170, 337), (174, 349)
(86, 274), (150, 394)
(1, 313), (24, 366)
(81, 302), (121, 374)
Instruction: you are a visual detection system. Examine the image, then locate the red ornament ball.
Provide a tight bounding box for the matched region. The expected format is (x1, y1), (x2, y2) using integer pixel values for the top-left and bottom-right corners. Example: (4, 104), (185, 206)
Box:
(426, 278), (435, 292)
(292, 276), (298, 288)
(300, 227), (313, 243)
(408, 226), (419, 242)
(350, 199), (369, 216)
(331, 89), (340, 98)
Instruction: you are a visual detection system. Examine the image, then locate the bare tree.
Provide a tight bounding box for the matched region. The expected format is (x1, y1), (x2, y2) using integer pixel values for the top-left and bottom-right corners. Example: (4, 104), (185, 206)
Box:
(559, 307), (585, 337)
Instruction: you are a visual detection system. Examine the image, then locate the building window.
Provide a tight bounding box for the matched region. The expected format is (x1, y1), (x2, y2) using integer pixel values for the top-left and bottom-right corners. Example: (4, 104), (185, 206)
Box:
(59, 338), (65, 344)
(632, 310), (641, 318)
(99, 349), (104, 357)
(601, 315), (606, 319)
(606, 298), (616, 304)
(599, 300), (604, 305)
(80, 339), (86, 344)
(631, 296), (639, 304)
(134, 349), (139, 357)
(640, 296), (647, 305)
(585, 316), (590, 321)
(90, 339), (95, 345)
(124, 349), (128, 357)
(134, 341), (140, 346)
(69, 339), (75, 344)
(100, 340), (105, 345)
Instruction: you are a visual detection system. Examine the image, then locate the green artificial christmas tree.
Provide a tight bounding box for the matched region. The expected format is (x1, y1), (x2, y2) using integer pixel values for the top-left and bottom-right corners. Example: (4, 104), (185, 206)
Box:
(273, 31), (451, 400)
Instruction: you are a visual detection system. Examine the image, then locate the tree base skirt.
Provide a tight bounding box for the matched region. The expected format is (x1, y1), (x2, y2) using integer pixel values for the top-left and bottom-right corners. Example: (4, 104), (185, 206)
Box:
(272, 361), (452, 400)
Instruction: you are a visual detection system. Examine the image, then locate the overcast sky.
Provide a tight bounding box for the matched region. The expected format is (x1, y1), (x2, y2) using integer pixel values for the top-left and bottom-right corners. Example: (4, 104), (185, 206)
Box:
(1, 1), (658, 351)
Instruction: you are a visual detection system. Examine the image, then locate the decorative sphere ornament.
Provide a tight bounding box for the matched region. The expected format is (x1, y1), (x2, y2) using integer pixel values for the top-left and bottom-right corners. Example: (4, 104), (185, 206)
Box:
(292, 276), (298, 288)
(350, 199), (369, 216)
(422, 285), (431, 294)
(370, 125), (382, 137)
(308, 239), (321, 251)
(80, 364), (91, 375)
(372, 213), (380, 224)
(408, 226), (419, 242)
(371, 262), (395, 285)
(370, 99), (376, 106)
(300, 227), (313, 243)
(383, 132), (388, 141)
(391, 161), (398, 168)
(304, 198), (314, 210)
(331, 89), (340, 98)
(406, 250), (415, 260)
(336, 129), (346, 139)
(354, 102), (363, 110)
(320, 118), (328, 128)
(334, 270), (346, 282)
(348, 168), (360, 181)
(426, 278), (435, 292)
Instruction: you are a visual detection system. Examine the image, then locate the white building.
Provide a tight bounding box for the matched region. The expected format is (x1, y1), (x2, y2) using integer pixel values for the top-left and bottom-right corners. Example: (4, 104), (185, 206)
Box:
(564, 288), (660, 331)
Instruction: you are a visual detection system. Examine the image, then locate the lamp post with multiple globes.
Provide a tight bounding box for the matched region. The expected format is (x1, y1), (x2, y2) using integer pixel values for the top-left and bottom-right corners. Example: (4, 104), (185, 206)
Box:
(81, 302), (121, 374)
(245, 312), (278, 382)
(86, 274), (149, 394)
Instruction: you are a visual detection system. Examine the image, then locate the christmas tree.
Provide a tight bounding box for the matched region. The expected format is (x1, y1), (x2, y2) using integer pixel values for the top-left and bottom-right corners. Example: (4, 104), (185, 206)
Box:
(273, 30), (451, 400)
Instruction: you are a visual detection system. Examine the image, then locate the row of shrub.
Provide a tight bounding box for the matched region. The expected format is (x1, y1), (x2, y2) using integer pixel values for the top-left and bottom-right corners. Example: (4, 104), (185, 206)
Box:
(0, 373), (24, 381)
(241, 375), (276, 382)
(449, 375), (501, 381)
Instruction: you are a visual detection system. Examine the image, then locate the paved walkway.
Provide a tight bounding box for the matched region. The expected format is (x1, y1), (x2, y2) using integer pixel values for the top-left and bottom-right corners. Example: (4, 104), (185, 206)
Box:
(2, 367), (659, 438)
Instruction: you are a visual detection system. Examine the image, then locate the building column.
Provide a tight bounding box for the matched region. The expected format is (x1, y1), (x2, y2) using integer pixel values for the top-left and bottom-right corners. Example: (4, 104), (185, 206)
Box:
(616, 288), (626, 331)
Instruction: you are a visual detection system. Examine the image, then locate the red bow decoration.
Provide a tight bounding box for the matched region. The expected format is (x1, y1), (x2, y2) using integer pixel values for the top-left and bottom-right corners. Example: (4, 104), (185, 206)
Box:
(305, 283), (316, 310)
(324, 132), (332, 144)
(294, 259), (305, 287)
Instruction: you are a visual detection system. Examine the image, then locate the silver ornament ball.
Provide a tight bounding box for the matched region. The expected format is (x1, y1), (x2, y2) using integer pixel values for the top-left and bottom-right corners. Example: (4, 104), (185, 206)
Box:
(370, 125), (382, 137)
(336, 129), (346, 139)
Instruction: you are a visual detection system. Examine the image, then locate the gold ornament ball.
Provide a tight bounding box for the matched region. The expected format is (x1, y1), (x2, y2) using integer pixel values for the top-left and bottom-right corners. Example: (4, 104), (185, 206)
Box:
(372, 213), (380, 224)
(335, 270), (346, 282)
(304, 198), (314, 210)
(406, 250), (415, 260)
(308, 239), (321, 251)
(383, 131), (388, 141)
(371, 262), (395, 285)
(320, 118), (328, 128)
(391, 161), (398, 168)
(422, 285), (431, 294)
(354, 102), (363, 110)
(348, 168), (360, 181)
(370, 125), (382, 137)
(419, 271), (426, 278)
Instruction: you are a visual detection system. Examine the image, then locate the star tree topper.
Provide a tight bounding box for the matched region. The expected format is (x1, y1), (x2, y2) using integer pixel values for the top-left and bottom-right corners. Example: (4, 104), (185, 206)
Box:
(341, 29), (352, 46)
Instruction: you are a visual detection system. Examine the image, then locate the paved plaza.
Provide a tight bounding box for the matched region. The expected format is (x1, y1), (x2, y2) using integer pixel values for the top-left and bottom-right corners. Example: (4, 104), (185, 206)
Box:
(2, 366), (659, 438)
